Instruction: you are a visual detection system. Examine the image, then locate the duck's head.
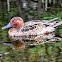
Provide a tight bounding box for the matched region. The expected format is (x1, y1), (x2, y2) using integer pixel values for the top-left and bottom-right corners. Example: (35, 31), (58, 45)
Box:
(2, 17), (24, 30)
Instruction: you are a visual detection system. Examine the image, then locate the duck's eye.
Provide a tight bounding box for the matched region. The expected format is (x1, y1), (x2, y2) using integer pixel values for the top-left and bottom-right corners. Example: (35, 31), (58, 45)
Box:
(13, 24), (17, 27)
(12, 20), (14, 23)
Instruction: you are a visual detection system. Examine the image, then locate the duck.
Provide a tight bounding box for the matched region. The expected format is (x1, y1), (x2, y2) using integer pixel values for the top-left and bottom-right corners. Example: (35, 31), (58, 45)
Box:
(2, 17), (57, 36)
(2, 17), (62, 45)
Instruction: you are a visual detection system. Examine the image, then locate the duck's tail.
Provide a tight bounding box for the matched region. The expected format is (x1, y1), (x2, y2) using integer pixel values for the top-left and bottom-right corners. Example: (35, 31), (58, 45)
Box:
(51, 21), (62, 28)
(43, 19), (62, 33)
(42, 18), (62, 28)
(48, 18), (62, 28)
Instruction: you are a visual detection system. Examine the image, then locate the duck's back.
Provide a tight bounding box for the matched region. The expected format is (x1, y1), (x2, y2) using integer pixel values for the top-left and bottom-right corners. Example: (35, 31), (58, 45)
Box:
(18, 22), (45, 36)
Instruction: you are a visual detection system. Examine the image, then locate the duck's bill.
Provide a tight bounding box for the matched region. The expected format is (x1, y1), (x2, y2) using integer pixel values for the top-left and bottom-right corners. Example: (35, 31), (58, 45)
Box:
(2, 22), (12, 29)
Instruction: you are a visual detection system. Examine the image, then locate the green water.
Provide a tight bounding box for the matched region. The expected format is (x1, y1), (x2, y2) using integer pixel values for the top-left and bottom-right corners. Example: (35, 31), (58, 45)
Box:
(0, 39), (62, 62)
(0, 1), (62, 62)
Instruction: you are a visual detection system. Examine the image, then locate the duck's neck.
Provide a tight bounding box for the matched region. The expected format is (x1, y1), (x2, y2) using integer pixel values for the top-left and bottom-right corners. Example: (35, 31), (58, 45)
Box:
(16, 26), (20, 30)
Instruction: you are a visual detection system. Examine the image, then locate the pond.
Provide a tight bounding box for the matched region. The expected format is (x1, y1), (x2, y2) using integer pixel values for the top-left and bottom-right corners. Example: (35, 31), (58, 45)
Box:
(0, 0), (62, 62)
(0, 37), (62, 62)
(0, 19), (62, 62)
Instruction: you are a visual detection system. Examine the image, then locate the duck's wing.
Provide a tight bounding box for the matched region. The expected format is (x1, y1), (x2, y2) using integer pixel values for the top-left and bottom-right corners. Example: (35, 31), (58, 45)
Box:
(24, 20), (42, 26)
(44, 21), (62, 28)
(21, 22), (44, 32)
(16, 22), (45, 36)
(21, 25), (36, 32)
(17, 20), (62, 36)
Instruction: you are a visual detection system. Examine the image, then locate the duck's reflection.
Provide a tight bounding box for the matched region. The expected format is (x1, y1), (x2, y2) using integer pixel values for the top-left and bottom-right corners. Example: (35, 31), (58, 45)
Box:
(2, 41), (62, 62)
(3, 41), (25, 50)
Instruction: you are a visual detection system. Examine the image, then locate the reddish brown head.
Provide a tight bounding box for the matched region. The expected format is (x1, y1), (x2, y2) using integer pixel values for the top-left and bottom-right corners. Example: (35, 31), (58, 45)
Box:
(11, 17), (24, 29)
(2, 17), (24, 30)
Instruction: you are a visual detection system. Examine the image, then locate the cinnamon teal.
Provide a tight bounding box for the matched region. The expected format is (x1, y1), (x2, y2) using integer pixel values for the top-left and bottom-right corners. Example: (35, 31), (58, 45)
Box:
(2, 17), (62, 45)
